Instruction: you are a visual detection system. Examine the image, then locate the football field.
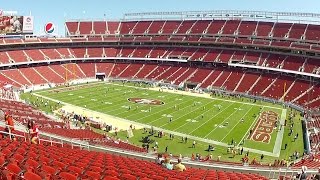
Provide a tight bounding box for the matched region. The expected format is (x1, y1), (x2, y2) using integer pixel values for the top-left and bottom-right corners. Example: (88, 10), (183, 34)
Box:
(30, 82), (288, 156)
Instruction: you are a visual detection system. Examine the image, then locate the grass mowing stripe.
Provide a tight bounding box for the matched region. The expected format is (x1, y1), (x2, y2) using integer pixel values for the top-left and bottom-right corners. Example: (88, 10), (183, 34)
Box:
(173, 100), (229, 134)
(203, 103), (247, 139)
(219, 106), (254, 142)
(148, 99), (214, 128)
(117, 95), (199, 123)
(102, 84), (183, 114)
(237, 106), (264, 147)
(222, 106), (260, 145)
(61, 85), (161, 111)
(115, 93), (186, 118)
(165, 100), (217, 130)
(207, 104), (254, 142)
(143, 97), (201, 125)
(188, 102), (238, 136)
(168, 100), (223, 131)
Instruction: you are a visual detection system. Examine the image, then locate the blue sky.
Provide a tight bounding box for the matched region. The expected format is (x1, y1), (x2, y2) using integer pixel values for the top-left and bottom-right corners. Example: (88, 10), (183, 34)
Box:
(1, 0), (319, 36)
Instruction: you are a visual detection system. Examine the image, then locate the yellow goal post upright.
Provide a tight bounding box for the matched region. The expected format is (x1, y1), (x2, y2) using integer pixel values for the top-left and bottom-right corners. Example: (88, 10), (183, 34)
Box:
(64, 63), (77, 85)
(65, 63), (68, 84)
(283, 81), (287, 101)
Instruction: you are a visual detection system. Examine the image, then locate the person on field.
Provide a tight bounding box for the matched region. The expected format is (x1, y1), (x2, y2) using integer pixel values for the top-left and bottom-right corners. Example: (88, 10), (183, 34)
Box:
(192, 141), (196, 148)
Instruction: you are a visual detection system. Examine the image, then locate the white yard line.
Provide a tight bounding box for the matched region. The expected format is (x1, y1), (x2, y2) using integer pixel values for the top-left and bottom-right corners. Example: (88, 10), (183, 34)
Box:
(237, 107), (265, 147)
(146, 97), (201, 125)
(129, 98), (196, 124)
(116, 94), (187, 118)
(51, 85), (162, 112)
(187, 102), (236, 135)
(167, 100), (217, 130)
(219, 106), (254, 142)
(107, 92), (178, 115)
(203, 103), (247, 139)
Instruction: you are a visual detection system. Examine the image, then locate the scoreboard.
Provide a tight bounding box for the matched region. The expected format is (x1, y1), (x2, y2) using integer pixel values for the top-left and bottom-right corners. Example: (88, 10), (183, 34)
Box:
(0, 10), (34, 35)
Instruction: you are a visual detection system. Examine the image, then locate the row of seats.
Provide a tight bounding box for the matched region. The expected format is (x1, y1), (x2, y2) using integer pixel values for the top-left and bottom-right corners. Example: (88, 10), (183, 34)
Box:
(40, 128), (147, 153)
(307, 116), (320, 129)
(0, 62), (318, 109)
(0, 99), (65, 128)
(293, 151), (320, 169)
(2, 47), (318, 74)
(3, 35), (320, 52)
(0, 138), (268, 180)
(89, 63), (320, 108)
(65, 20), (320, 41)
(0, 98), (145, 153)
(0, 63), (85, 87)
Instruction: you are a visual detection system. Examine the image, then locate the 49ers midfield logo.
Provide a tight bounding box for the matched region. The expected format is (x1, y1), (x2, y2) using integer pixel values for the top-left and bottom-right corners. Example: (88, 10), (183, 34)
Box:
(128, 98), (165, 105)
(248, 111), (279, 143)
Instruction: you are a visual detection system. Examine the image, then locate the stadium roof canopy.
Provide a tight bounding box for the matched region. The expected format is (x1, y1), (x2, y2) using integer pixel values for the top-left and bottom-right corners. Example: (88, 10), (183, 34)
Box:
(121, 10), (320, 24)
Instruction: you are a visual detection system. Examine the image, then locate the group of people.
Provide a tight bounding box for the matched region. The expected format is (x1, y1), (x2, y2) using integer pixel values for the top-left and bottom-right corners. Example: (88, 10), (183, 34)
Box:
(2, 112), (39, 144)
(156, 154), (186, 172)
(29, 96), (59, 112)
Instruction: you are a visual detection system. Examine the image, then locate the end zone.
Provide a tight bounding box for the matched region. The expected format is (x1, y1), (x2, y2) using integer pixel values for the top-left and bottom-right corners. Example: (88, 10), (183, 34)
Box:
(248, 111), (279, 143)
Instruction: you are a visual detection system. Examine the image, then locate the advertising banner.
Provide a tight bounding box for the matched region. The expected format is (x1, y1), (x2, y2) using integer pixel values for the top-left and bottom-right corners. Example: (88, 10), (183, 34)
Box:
(23, 16), (34, 33)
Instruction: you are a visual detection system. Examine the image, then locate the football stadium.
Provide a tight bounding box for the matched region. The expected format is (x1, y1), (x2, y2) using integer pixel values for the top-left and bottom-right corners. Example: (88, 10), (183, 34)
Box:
(0, 1), (319, 179)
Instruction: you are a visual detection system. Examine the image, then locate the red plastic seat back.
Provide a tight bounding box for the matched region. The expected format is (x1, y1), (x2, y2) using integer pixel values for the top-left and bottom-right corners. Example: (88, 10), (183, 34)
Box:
(86, 171), (101, 179)
(121, 173), (136, 180)
(59, 172), (77, 180)
(6, 163), (21, 174)
(24, 171), (42, 180)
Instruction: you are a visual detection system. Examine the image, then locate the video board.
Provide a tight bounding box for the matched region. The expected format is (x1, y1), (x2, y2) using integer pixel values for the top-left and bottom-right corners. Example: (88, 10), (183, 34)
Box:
(0, 15), (33, 35)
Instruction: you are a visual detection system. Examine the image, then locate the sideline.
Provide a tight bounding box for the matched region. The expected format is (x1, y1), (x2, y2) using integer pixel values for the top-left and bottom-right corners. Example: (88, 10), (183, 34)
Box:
(273, 109), (287, 156)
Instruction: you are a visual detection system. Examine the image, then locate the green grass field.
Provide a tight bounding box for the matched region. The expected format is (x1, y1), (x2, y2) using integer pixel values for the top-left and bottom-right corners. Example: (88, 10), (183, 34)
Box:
(20, 82), (305, 163)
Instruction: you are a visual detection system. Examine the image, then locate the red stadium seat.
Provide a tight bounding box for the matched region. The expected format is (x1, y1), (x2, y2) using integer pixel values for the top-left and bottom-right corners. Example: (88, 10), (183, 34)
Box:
(59, 172), (77, 180)
(23, 171), (42, 180)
